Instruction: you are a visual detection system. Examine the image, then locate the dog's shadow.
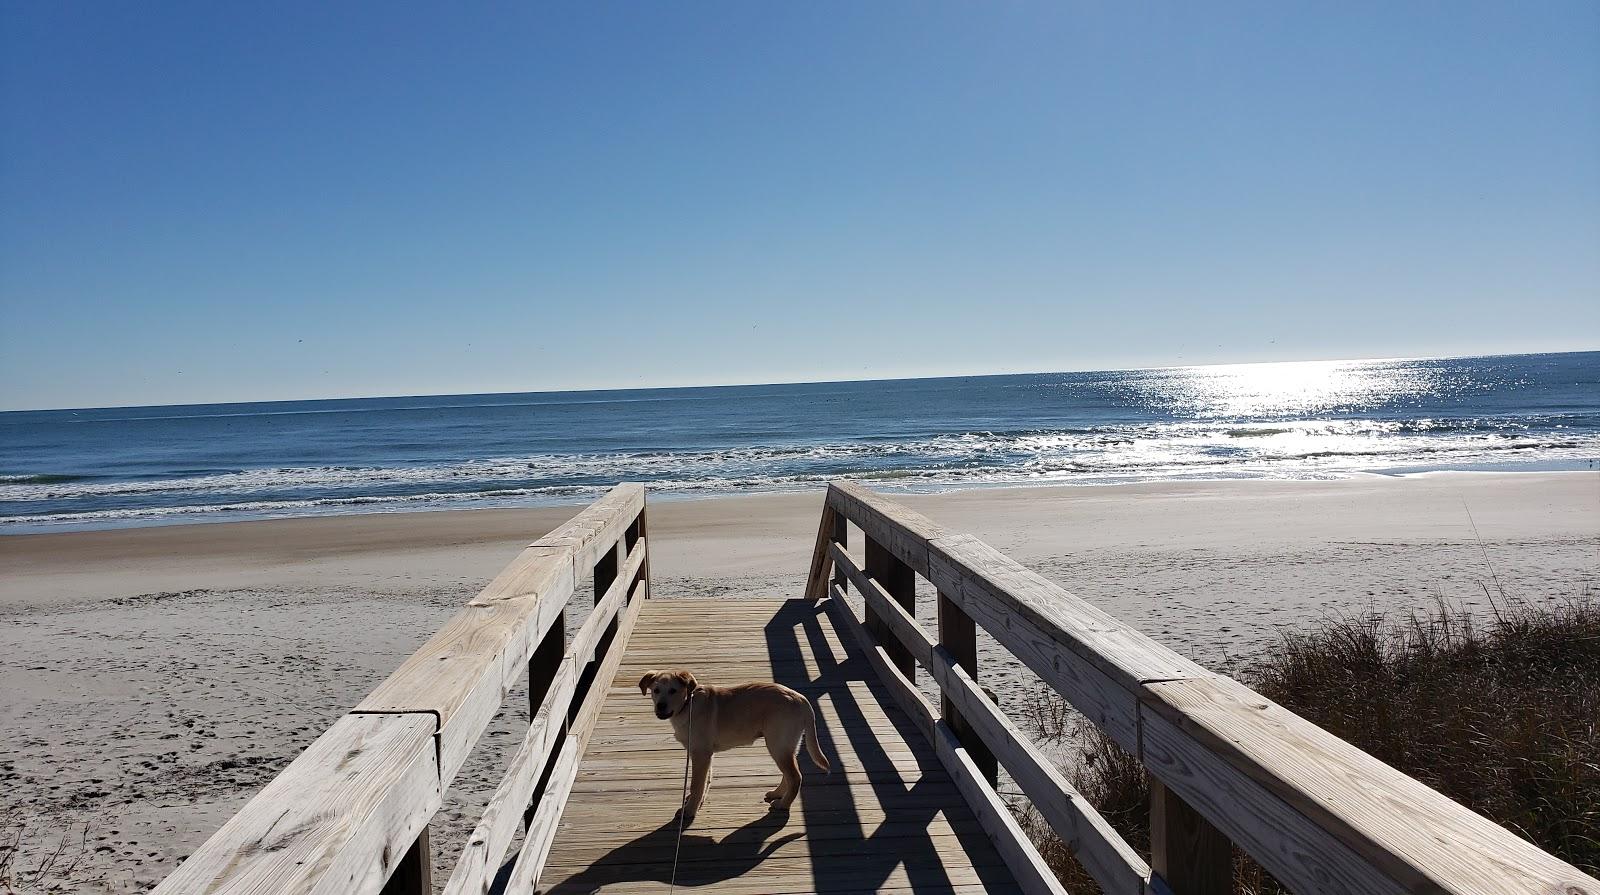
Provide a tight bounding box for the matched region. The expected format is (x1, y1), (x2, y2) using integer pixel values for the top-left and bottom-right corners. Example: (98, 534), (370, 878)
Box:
(525, 810), (803, 894)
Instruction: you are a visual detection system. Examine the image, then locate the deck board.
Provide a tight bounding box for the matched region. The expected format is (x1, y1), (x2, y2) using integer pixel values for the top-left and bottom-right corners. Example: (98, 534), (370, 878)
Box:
(538, 598), (1023, 895)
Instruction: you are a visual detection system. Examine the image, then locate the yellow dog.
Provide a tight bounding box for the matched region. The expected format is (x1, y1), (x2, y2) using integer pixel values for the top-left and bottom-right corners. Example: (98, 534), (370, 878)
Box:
(639, 669), (830, 822)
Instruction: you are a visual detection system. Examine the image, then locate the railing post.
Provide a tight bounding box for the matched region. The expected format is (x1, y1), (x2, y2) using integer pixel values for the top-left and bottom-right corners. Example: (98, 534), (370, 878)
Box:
(524, 612), (567, 828)
(1150, 777), (1233, 895)
(594, 539), (621, 646)
(830, 510), (847, 594)
(626, 509), (649, 599)
(381, 825), (431, 895)
(937, 590), (998, 785)
(864, 535), (916, 680)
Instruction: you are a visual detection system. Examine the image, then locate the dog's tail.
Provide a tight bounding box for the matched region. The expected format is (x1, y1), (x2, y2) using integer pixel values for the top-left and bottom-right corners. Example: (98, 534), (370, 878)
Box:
(805, 700), (830, 773)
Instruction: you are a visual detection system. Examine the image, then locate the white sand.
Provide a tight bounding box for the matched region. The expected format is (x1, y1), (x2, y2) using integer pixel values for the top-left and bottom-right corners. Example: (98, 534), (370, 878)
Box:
(1, 472), (1595, 891)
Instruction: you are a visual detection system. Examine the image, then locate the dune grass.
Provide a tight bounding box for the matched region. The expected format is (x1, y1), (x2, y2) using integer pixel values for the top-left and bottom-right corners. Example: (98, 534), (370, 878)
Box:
(1018, 594), (1600, 892)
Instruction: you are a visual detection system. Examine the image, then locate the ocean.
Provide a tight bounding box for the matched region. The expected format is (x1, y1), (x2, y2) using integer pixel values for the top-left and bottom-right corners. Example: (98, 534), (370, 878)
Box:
(2, 352), (1596, 533)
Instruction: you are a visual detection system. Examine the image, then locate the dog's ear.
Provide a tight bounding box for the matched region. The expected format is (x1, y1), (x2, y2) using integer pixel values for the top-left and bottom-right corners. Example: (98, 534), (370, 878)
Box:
(638, 671), (659, 696)
(681, 671), (699, 693)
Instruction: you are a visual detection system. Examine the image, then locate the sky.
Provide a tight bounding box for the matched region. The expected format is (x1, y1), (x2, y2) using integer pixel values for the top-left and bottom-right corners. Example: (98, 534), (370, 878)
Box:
(2, 2), (1597, 411)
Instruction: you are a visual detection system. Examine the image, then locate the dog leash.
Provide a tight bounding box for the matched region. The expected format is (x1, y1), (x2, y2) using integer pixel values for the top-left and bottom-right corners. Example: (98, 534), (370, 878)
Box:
(667, 690), (694, 895)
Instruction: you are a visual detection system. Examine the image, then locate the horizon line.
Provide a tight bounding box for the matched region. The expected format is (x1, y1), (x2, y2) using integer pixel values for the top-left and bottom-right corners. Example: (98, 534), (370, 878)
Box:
(4, 347), (1595, 415)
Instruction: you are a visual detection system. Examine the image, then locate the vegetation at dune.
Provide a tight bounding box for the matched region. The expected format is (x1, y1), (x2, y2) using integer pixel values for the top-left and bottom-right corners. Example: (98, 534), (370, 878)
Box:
(1015, 593), (1600, 893)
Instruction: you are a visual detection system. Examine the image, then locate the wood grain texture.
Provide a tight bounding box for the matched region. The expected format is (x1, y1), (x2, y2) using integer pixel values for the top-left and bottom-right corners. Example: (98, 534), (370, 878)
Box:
(825, 584), (938, 743)
(504, 734), (583, 894)
(1149, 777), (1231, 895)
(357, 483), (642, 785)
(356, 545), (572, 784)
(152, 714), (439, 895)
(381, 826), (432, 895)
(539, 597), (1023, 895)
(825, 481), (949, 574)
(529, 483), (645, 577)
(836, 546), (1149, 895)
(570, 539), (646, 666)
(1141, 677), (1600, 895)
(441, 658), (577, 895)
(823, 482), (1600, 895)
(932, 722), (1067, 895)
(804, 503), (840, 601)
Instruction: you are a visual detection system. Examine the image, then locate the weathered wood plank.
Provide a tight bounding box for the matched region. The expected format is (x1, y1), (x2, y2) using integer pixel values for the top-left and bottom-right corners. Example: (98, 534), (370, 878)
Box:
(356, 484), (642, 785)
(504, 734), (583, 894)
(569, 539), (646, 667)
(1149, 777), (1230, 895)
(356, 546), (572, 785)
(937, 589), (998, 784)
(152, 714), (439, 895)
(933, 721), (1067, 895)
(441, 658), (577, 895)
(863, 534), (917, 680)
(529, 483), (646, 576)
(805, 502), (840, 600)
(570, 578), (648, 755)
(824, 584), (937, 742)
(838, 548), (1150, 895)
(826, 480), (949, 574)
(381, 826), (431, 895)
(1141, 677), (1600, 895)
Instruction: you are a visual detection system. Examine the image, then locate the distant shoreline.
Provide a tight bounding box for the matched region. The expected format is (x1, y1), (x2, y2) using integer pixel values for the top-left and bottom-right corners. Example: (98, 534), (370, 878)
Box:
(2, 459), (1596, 536)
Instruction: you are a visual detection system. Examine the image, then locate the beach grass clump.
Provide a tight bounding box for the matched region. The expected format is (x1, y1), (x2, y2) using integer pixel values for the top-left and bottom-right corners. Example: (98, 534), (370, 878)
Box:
(1016, 594), (1600, 891)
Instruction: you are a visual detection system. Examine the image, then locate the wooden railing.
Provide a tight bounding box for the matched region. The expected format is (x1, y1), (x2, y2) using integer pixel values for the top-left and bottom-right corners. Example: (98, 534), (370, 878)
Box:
(155, 484), (651, 895)
(805, 480), (1599, 895)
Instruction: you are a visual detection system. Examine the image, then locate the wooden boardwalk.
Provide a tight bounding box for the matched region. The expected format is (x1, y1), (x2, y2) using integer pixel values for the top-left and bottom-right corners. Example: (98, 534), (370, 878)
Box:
(153, 482), (1600, 895)
(540, 598), (1022, 894)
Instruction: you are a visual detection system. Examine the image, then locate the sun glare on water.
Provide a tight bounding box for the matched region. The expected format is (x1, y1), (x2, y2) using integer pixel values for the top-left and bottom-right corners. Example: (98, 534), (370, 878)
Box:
(1140, 359), (1443, 418)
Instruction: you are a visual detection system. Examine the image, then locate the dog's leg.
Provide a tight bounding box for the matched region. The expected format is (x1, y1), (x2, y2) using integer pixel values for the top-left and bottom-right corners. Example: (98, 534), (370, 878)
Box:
(763, 736), (803, 809)
(683, 750), (712, 823)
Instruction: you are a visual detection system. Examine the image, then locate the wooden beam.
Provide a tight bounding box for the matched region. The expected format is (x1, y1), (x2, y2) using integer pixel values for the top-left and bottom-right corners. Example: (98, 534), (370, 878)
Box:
(832, 545), (1150, 895)
(938, 589), (997, 786)
(152, 714), (439, 895)
(933, 722), (1068, 895)
(442, 659), (576, 895)
(380, 826), (432, 895)
(863, 533), (916, 680)
(1141, 677), (1600, 895)
(570, 576), (649, 756)
(504, 734), (583, 894)
(830, 509), (848, 593)
(804, 502), (840, 600)
(1149, 778), (1231, 895)
(528, 483), (646, 577)
(825, 480), (949, 575)
(824, 587), (936, 743)
(827, 482), (1600, 895)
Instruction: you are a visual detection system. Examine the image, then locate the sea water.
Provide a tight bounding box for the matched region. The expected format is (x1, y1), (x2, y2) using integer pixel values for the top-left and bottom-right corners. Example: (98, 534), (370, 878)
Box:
(3, 351), (1596, 532)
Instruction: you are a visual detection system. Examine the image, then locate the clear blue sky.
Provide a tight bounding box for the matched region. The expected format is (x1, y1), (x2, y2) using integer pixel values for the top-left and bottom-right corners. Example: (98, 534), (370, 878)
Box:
(2, 2), (1596, 410)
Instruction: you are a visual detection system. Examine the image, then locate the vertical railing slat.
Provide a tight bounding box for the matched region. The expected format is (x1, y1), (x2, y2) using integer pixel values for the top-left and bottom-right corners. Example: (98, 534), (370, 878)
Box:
(864, 534), (917, 680)
(938, 589), (998, 785)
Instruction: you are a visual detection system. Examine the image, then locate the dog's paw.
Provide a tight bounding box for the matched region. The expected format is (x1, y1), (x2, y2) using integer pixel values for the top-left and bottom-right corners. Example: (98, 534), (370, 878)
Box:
(763, 789), (783, 803)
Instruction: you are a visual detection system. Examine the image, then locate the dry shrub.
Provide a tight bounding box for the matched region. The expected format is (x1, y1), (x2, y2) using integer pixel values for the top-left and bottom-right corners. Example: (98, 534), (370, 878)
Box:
(1012, 595), (1600, 891)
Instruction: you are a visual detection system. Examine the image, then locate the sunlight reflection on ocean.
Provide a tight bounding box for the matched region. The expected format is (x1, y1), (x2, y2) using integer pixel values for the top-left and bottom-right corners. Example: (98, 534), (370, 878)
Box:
(2, 352), (1596, 531)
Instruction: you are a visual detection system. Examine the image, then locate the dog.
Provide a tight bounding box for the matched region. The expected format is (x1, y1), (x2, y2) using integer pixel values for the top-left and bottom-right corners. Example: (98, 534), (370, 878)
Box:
(638, 669), (829, 822)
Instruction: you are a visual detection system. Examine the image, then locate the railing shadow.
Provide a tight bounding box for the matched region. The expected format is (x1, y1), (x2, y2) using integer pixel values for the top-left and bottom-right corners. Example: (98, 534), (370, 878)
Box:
(535, 811), (803, 893)
(762, 599), (1016, 893)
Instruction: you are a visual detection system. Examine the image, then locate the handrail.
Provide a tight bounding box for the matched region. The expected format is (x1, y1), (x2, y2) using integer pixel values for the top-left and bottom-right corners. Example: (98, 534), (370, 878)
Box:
(155, 484), (651, 895)
(808, 480), (1600, 895)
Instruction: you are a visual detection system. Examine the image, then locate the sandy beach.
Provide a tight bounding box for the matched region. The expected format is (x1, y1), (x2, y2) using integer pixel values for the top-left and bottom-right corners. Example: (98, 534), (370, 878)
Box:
(2, 472), (1596, 891)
